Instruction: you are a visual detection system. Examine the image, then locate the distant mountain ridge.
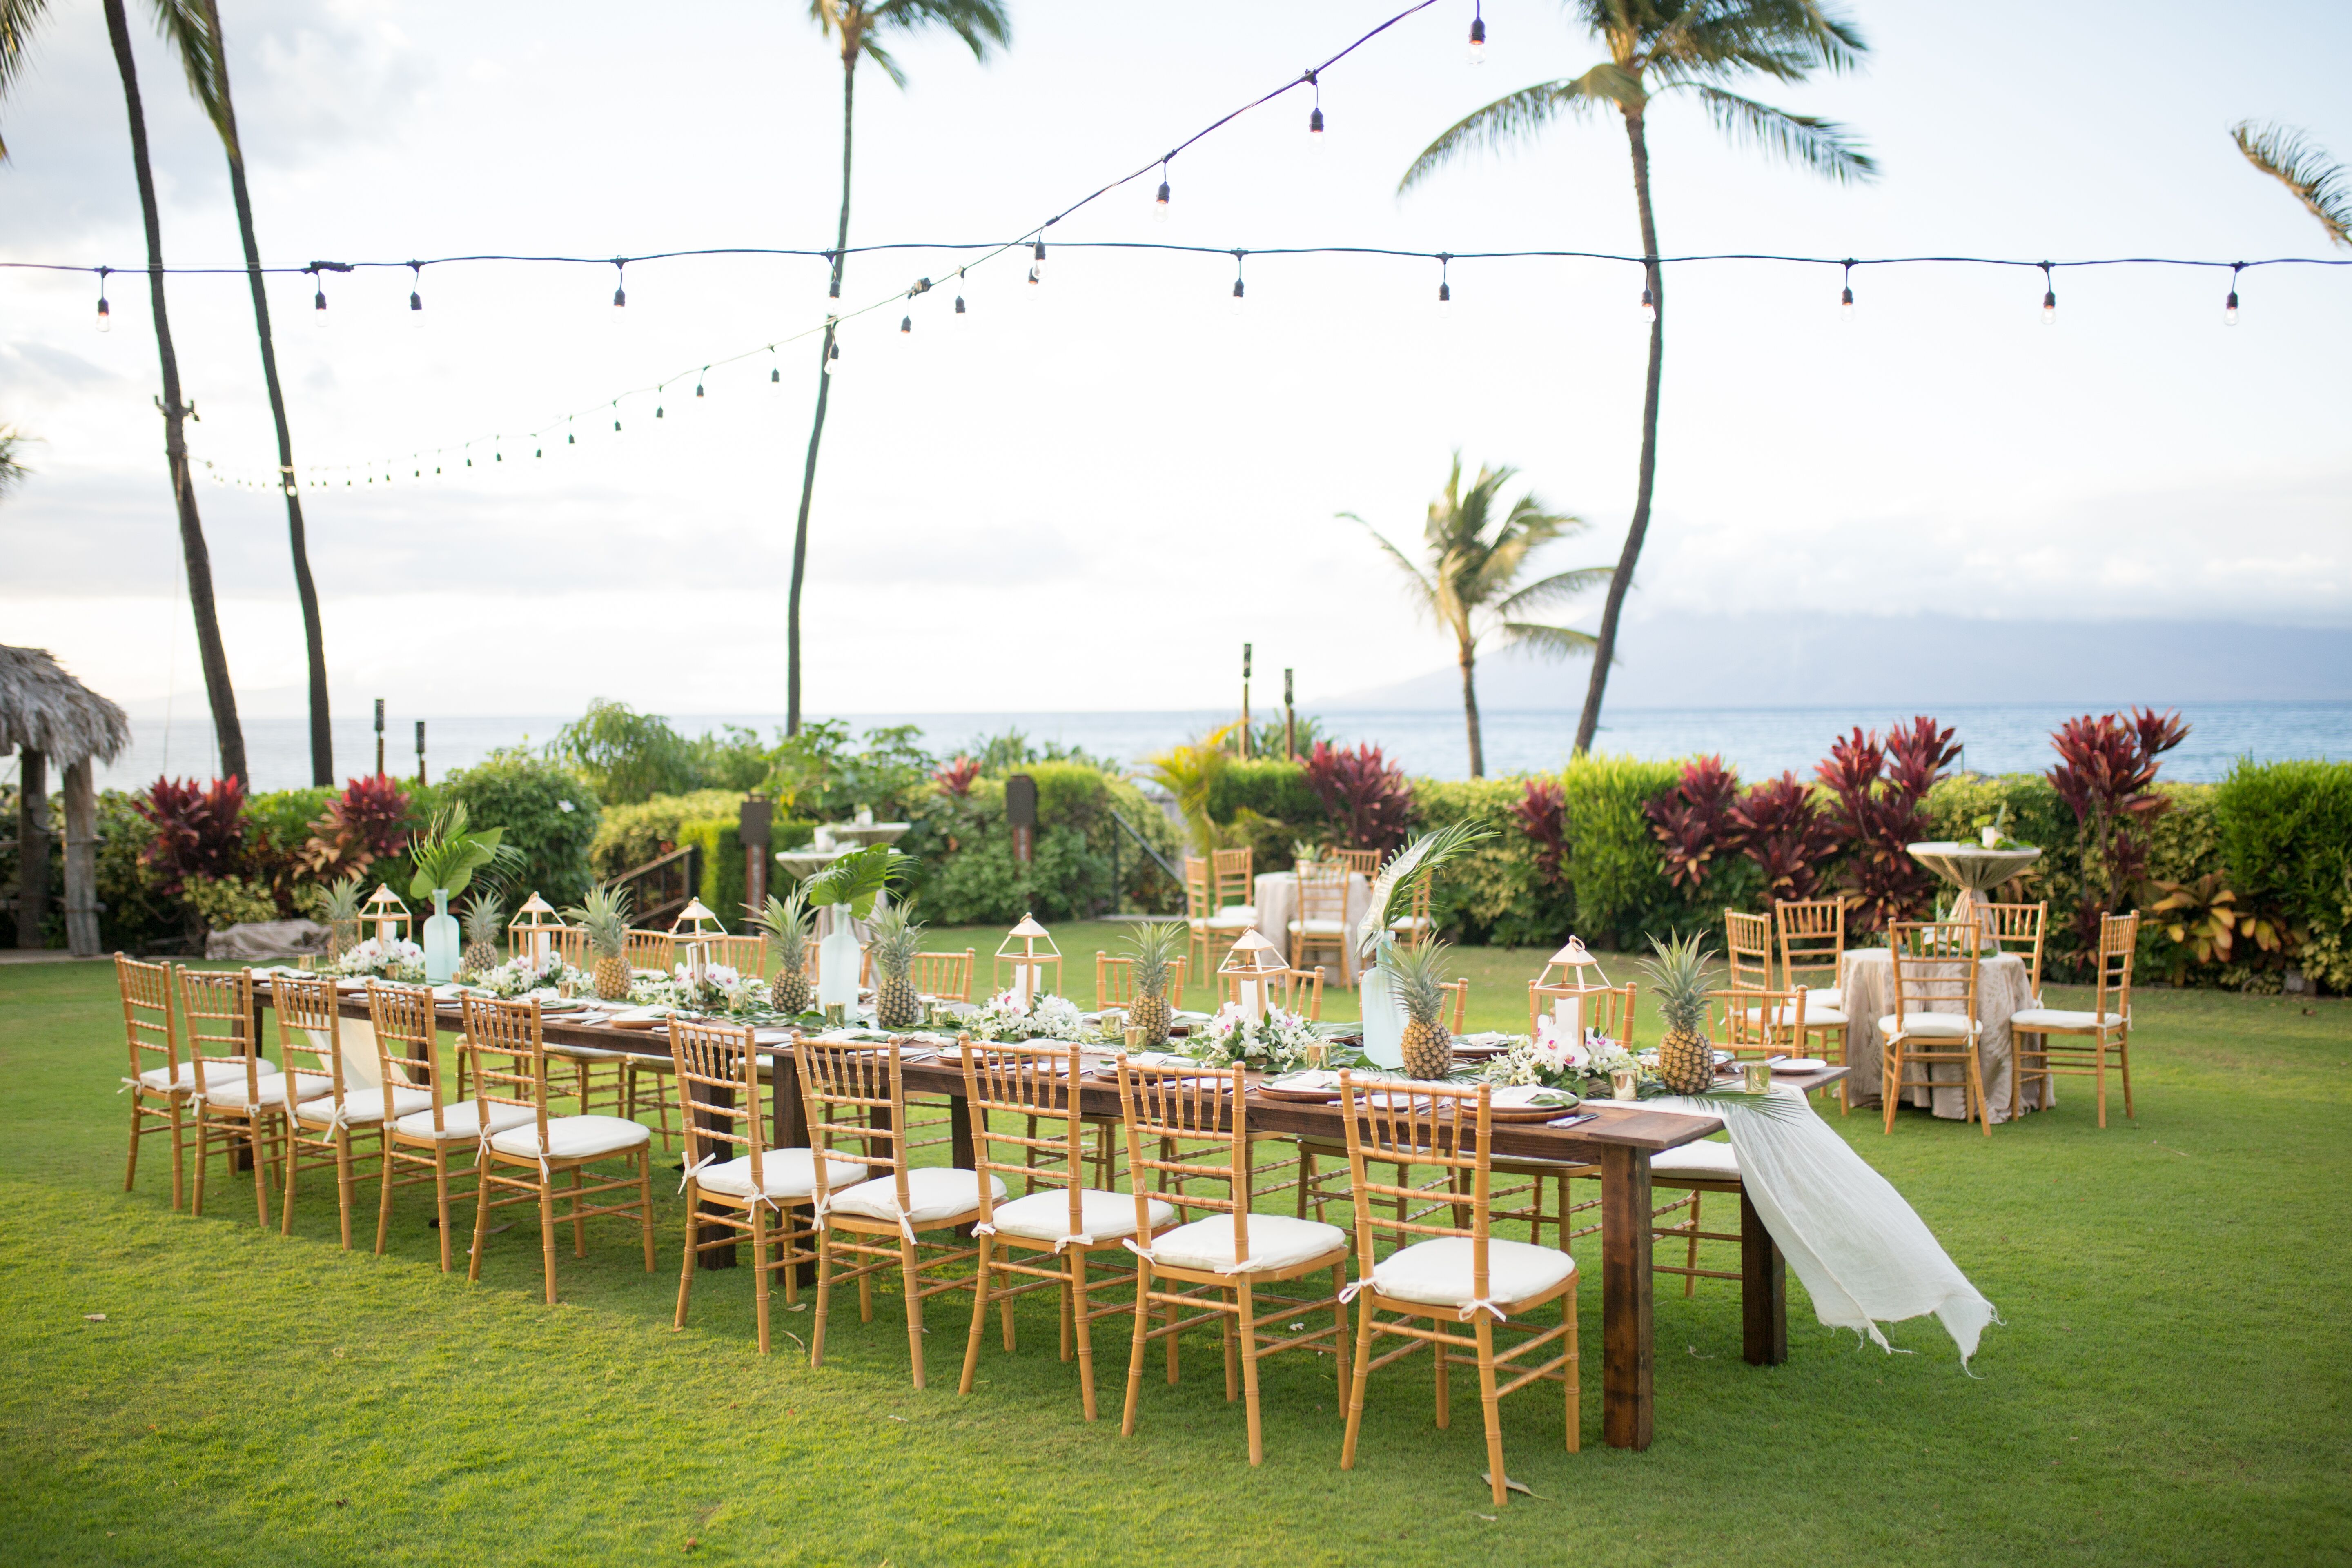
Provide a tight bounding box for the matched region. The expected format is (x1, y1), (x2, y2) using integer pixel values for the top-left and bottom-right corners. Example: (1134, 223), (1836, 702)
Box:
(1323, 617), (2352, 710)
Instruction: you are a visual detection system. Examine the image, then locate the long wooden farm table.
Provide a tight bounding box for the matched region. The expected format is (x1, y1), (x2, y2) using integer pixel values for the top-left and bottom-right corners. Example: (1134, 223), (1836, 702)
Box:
(250, 980), (1845, 1452)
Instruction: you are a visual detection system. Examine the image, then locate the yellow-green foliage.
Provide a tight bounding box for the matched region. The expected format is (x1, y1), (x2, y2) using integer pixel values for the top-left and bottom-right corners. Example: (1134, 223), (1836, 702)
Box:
(1408, 777), (1572, 947)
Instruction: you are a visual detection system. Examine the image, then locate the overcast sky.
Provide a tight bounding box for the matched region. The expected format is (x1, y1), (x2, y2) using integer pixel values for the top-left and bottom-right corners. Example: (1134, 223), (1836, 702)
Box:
(2, 0), (2346, 724)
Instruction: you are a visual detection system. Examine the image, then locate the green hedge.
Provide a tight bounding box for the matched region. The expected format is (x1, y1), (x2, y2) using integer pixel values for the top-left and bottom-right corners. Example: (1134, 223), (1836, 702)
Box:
(1409, 778), (1574, 947)
(2215, 760), (2352, 991)
(912, 767), (1182, 926)
(589, 790), (746, 880)
(442, 750), (603, 909)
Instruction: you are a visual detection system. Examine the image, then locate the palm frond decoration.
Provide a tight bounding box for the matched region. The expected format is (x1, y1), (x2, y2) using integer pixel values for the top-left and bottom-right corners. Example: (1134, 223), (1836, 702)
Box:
(1357, 819), (1495, 957)
(2232, 120), (2352, 247)
(804, 844), (916, 918)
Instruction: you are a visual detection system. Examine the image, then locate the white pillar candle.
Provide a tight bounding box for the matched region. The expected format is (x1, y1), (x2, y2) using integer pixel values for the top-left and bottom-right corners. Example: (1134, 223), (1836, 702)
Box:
(1552, 992), (1584, 1047)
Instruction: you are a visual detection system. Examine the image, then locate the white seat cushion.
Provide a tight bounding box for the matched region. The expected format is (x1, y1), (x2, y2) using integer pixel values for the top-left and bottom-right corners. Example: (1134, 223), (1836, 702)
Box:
(1288, 918), (1348, 935)
(296, 1086), (436, 1126)
(1204, 906), (1260, 929)
(1796, 986), (1843, 1012)
(989, 1187), (1175, 1245)
(1650, 1138), (1742, 1179)
(2010, 1008), (2123, 1031)
(1879, 1013), (1980, 1038)
(1372, 1236), (1576, 1311)
(546, 1044), (629, 1062)
(1746, 1004), (1849, 1028)
(140, 1059), (268, 1094)
(826, 1166), (1006, 1229)
(489, 1114), (652, 1162)
(1147, 1212), (1347, 1275)
(697, 1148), (868, 1202)
(392, 1100), (539, 1142)
(204, 1071), (328, 1109)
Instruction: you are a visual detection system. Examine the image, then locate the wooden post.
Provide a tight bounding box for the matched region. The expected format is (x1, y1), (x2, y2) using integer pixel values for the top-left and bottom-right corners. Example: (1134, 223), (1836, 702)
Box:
(1239, 644), (1252, 760)
(415, 720), (427, 787)
(374, 698), (385, 777)
(15, 747), (46, 949)
(1283, 668), (1295, 761)
(1740, 1186), (1788, 1365)
(1600, 1144), (1655, 1450)
(62, 760), (100, 957)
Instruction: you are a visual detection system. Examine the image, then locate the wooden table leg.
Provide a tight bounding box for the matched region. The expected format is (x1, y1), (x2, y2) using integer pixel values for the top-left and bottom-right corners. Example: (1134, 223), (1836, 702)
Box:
(686, 1076), (737, 1271)
(1600, 1145), (1654, 1451)
(766, 1053), (816, 1288)
(1740, 1185), (1787, 1366)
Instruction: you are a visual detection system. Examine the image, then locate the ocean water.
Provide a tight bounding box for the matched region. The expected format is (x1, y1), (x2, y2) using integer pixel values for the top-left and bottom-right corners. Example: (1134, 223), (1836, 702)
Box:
(76, 701), (2352, 796)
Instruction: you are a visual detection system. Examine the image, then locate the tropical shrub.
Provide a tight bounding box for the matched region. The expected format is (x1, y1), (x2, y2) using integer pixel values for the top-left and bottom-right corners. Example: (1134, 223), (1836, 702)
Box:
(1815, 718), (1959, 935)
(1413, 777), (1571, 946)
(549, 699), (699, 804)
(2214, 758), (2352, 991)
(1509, 777), (1569, 888)
(444, 748), (603, 907)
(182, 874), (281, 934)
(1302, 742), (1413, 853)
(590, 790), (747, 880)
(299, 775), (414, 884)
(1557, 755), (1697, 947)
(2047, 708), (2189, 953)
(135, 777), (249, 895)
(1727, 771), (1838, 905)
(1643, 755), (1745, 892)
(913, 768), (1179, 925)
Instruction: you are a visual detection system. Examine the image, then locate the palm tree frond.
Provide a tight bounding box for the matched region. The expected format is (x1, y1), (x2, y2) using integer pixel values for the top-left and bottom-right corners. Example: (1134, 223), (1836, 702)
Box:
(1358, 819), (1495, 956)
(1498, 621), (1602, 660)
(860, 34), (907, 87)
(1686, 84), (1875, 183)
(147, 0), (230, 152)
(2233, 120), (2352, 248)
(1397, 69), (1634, 194)
(1495, 565), (1613, 617)
(872, 0), (1011, 61)
(0, 0), (56, 160)
(1341, 512), (1441, 612)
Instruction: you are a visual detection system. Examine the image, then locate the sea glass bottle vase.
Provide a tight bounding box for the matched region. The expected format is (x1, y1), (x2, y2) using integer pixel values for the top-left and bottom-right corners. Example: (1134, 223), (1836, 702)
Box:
(1358, 937), (1405, 1068)
(422, 889), (460, 983)
(816, 905), (863, 1016)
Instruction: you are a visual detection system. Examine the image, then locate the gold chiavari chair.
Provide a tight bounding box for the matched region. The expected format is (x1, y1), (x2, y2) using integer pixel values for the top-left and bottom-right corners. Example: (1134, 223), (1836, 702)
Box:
(370, 981), (532, 1270)
(1773, 898), (1851, 1110)
(2011, 910), (2137, 1127)
(1288, 971), (1474, 1227)
(184, 966), (301, 1227)
(670, 1018), (861, 1353)
(1329, 847), (1383, 880)
(1498, 982), (1641, 1253)
(1116, 1057), (1351, 1464)
(913, 949), (976, 1003)
(1336, 1076), (1579, 1504)
(1986, 901), (2049, 1000)
(276, 976), (429, 1250)
(1095, 951), (1189, 1013)
(1724, 910), (1774, 991)
(624, 928), (675, 971)
(700, 933), (768, 978)
(1289, 862), (1351, 977)
(956, 1041), (1176, 1419)
(116, 954), (196, 1209)
(463, 995), (656, 1303)
(796, 1035), (1000, 1387)
(1212, 846), (1255, 916)
(1882, 921), (1989, 1137)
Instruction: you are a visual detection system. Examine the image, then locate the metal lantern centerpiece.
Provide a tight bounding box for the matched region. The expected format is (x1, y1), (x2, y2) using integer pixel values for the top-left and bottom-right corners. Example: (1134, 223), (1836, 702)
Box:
(362, 883), (411, 947)
(508, 891), (565, 970)
(1535, 936), (1611, 1047)
(670, 897), (726, 985)
(997, 913), (1061, 1009)
(1218, 927), (1287, 1023)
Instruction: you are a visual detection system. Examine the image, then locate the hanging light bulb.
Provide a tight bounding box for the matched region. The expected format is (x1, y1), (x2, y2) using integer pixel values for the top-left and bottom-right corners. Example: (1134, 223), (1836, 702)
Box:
(1639, 285), (1656, 323)
(2040, 262), (2056, 324)
(1029, 239), (1046, 285)
(1307, 70), (1323, 148)
(1231, 278), (1245, 314)
(312, 280), (327, 328)
(1155, 175), (1171, 222)
(1437, 254), (1453, 313)
(900, 314), (913, 335)
(408, 262), (425, 329)
(769, 345), (782, 393)
(954, 292), (968, 322)
(1840, 261), (1855, 321)
(611, 258), (627, 318)
(1468, 4), (1487, 65)
(2225, 263), (2243, 325)
(94, 268), (111, 333)
(825, 338), (842, 379)
(696, 365), (708, 398)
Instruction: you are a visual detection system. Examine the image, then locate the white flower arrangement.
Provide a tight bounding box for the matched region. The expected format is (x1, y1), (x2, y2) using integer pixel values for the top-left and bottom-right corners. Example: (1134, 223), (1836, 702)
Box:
(964, 988), (1086, 1042)
(327, 935), (425, 982)
(1485, 1019), (1642, 1094)
(471, 949), (584, 999)
(1188, 1003), (1322, 1074)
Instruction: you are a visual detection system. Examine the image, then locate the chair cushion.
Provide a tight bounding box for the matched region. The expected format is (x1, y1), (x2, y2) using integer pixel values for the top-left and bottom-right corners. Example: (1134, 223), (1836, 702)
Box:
(1372, 1236), (1576, 1311)
(1205, 906), (1260, 929)
(2010, 1008), (2123, 1031)
(295, 1086), (436, 1126)
(202, 1070), (326, 1109)
(490, 1114), (652, 1161)
(1650, 1138), (1742, 1179)
(697, 1148), (868, 1202)
(140, 1059), (267, 1094)
(1795, 985), (1843, 1012)
(392, 1100), (539, 1142)
(1288, 918), (1348, 935)
(1878, 1013), (1980, 1038)
(989, 1187), (1174, 1244)
(1745, 1004), (1849, 1028)
(546, 1044), (630, 1062)
(826, 1166), (1006, 1228)
(1147, 1213), (1347, 1276)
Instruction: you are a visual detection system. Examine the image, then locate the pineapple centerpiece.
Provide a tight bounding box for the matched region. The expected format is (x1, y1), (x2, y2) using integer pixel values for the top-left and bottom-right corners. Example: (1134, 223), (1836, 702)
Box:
(564, 885), (635, 1002)
(1390, 937), (1457, 1079)
(752, 890), (814, 1015)
(317, 873), (365, 962)
(459, 892), (505, 979)
(869, 904), (925, 1030)
(1124, 921), (1185, 1047)
(1645, 932), (1717, 1094)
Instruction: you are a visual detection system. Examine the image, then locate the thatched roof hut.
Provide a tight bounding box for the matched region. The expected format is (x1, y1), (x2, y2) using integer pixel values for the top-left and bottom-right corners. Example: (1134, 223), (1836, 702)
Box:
(4, 646), (130, 956)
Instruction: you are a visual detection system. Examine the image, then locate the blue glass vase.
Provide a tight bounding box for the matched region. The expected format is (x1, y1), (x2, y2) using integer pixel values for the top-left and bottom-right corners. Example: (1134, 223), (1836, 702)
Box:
(422, 889), (459, 983)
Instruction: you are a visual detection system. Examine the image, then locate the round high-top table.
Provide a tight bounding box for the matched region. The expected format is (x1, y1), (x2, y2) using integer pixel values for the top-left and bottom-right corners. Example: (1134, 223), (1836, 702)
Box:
(1250, 869), (1370, 984)
(1908, 841), (2042, 941)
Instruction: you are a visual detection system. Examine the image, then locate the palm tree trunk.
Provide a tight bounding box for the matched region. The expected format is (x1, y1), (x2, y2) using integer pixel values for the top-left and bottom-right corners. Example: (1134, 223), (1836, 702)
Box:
(1573, 105), (1664, 757)
(786, 50), (858, 737)
(1459, 640), (1485, 779)
(105, 0), (246, 784)
(201, 0), (329, 784)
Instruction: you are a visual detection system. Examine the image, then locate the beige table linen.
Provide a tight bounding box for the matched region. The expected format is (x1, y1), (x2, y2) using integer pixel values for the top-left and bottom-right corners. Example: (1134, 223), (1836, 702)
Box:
(1839, 949), (2049, 1123)
(1250, 870), (1370, 985)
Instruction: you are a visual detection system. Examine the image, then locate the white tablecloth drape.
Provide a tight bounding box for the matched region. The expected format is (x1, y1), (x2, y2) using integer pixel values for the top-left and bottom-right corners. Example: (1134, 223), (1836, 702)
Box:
(1654, 1087), (2000, 1366)
(1839, 949), (2047, 1122)
(1250, 871), (1370, 984)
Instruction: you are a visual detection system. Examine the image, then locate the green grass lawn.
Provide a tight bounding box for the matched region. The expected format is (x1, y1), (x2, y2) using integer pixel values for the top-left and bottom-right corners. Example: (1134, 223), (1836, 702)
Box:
(2, 930), (2346, 1566)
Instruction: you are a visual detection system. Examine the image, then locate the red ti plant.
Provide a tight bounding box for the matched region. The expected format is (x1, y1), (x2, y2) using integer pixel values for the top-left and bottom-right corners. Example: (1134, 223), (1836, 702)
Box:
(1815, 717), (1960, 934)
(2046, 707), (2188, 948)
(932, 754), (982, 799)
(1728, 771), (1838, 904)
(1643, 755), (1746, 891)
(1509, 776), (1569, 885)
(135, 776), (249, 895)
(1303, 742), (1414, 853)
(301, 775), (414, 880)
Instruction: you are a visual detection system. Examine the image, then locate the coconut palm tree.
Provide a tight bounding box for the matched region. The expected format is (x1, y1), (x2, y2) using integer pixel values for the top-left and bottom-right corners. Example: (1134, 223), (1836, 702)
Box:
(785, 0), (1011, 737)
(1343, 454), (1610, 778)
(4, 0), (247, 780)
(195, 0), (332, 783)
(2232, 121), (2350, 247)
(0, 425), (27, 498)
(1399, 0), (1874, 758)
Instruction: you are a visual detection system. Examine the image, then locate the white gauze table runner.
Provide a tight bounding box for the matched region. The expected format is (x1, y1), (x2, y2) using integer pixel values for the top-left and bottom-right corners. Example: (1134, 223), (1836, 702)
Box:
(1653, 1084), (2000, 1366)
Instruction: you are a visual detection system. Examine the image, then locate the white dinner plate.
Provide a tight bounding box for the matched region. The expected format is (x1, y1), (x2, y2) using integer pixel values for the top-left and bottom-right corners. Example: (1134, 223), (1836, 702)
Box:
(1771, 1057), (1830, 1073)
